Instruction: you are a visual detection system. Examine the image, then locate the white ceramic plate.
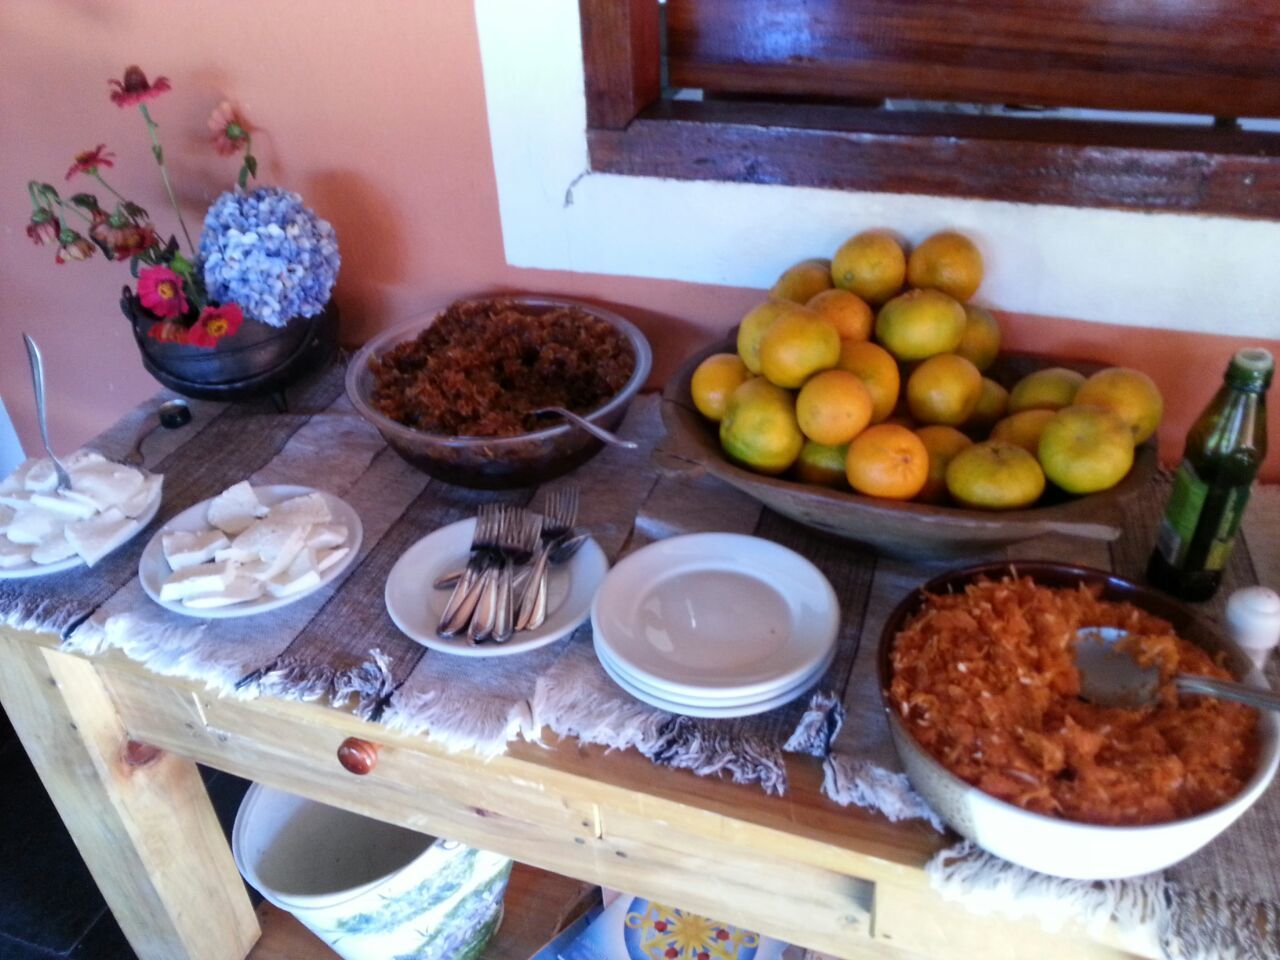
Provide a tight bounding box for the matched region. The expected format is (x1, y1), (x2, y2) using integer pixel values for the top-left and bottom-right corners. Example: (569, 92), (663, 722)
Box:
(594, 631), (836, 710)
(139, 485), (362, 619)
(384, 517), (608, 657)
(595, 634), (834, 718)
(0, 478), (164, 580)
(591, 533), (839, 699)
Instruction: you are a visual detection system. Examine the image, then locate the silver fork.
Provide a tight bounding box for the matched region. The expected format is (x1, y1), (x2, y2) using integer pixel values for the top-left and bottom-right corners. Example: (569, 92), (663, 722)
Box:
(468, 507), (530, 644)
(492, 512), (543, 643)
(438, 505), (502, 637)
(516, 487), (580, 632)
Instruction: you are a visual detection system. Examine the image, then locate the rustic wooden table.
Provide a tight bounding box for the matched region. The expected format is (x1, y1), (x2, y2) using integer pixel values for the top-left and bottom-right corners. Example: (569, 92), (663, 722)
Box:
(0, 619), (1159, 960)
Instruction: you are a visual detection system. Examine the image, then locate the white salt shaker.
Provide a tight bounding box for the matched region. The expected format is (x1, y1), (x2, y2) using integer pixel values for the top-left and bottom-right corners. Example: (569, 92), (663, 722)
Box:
(1226, 586), (1280, 672)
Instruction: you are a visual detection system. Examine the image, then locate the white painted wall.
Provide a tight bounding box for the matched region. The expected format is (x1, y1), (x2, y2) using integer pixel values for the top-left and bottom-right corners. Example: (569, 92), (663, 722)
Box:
(475, 0), (1280, 340)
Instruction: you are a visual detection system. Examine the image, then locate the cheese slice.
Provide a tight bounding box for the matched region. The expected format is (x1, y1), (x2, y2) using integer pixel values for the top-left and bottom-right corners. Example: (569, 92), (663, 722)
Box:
(29, 492), (100, 520)
(207, 481), (269, 534)
(22, 459), (59, 493)
(31, 533), (78, 565)
(162, 528), (231, 570)
(315, 545), (350, 572)
(306, 523), (348, 550)
(270, 492), (332, 526)
(0, 491), (33, 510)
(266, 550), (323, 598)
(183, 576), (264, 609)
(0, 459), (38, 495)
(66, 508), (141, 567)
(119, 473), (163, 519)
(0, 539), (33, 568)
(0, 504), (14, 536)
(65, 460), (145, 510)
(159, 561), (238, 602)
(253, 525), (309, 581)
(4, 508), (65, 546)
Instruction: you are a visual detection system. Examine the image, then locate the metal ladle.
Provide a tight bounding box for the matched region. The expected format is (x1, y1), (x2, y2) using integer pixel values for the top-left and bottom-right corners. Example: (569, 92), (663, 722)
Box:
(1075, 626), (1280, 712)
(531, 406), (637, 450)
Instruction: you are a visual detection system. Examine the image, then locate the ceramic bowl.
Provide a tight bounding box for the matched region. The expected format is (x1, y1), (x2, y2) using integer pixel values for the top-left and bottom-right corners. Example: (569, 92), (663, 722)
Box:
(347, 297), (652, 489)
(660, 334), (1158, 559)
(877, 561), (1280, 879)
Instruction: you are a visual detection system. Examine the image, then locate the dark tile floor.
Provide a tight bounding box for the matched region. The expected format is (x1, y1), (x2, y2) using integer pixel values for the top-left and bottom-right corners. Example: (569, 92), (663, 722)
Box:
(0, 713), (254, 960)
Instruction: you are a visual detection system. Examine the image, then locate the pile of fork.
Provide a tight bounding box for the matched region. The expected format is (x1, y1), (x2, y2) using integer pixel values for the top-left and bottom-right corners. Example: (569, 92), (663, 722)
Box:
(436, 489), (581, 643)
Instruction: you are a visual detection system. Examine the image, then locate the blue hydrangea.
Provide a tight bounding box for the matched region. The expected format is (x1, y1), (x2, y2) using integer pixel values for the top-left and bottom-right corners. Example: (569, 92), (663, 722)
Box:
(199, 186), (340, 328)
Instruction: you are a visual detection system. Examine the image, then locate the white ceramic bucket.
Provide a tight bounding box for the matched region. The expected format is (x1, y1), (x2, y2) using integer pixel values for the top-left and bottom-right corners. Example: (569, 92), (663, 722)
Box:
(232, 783), (512, 960)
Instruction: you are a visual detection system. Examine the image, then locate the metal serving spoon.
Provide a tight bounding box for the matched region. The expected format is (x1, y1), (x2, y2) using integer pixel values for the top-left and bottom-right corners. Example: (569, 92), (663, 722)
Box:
(531, 406), (637, 450)
(1075, 626), (1280, 712)
(22, 334), (72, 491)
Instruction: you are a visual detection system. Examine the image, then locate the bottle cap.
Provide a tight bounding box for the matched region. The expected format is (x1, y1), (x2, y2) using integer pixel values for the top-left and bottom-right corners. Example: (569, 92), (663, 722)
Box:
(1226, 586), (1280, 669)
(1228, 348), (1274, 391)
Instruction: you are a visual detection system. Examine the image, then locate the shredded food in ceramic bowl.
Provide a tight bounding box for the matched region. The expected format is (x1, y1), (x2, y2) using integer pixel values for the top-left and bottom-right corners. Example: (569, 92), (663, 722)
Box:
(889, 575), (1259, 826)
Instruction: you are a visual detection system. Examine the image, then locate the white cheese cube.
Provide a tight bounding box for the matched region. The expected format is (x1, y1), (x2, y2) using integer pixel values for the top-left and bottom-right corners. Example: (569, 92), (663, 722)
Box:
(254, 525), (309, 581)
(183, 576), (264, 609)
(227, 518), (308, 562)
(306, 523), (348, 550)
(22, 459), (59, 493)
(315, 546), (350, 572)
(29, 492), (100, 520)
(159, 561), (238, 602)
(162, 528), (231, 570)
(119, 473), (163, 519)
(0, 459), (37, 495)
(207, 482), (269, 534)
(65, 460), (144, 510)
(0, 504), (14, 535)
(65, 449), (108, 469)
(66, 508), (141, 567)
(0, 491), (32, 511)
(4, 508), (65, 546)
(31, 533), (78, 565)
(0, 539), (33, 568)
(266, 550), (323, 598)
(269, 492), (331, 526)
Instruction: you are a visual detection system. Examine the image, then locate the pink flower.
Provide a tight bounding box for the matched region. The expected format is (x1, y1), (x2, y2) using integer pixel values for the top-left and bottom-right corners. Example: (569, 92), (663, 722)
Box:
(26, 211), (60, 246)
(187, 303), (244, 347)
(65, 144), (115, 180)
(108, 66), (171, 107)
(147, 321), (188, 344)
(92, 216), (159, 261)
(137, 265), (188, 318)
(54, 228), (95, 264)
(207, 101), (251, 157)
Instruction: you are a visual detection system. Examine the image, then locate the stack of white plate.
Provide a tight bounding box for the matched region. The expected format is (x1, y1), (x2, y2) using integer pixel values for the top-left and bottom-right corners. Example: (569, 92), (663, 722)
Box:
(590, 533), (839, 718)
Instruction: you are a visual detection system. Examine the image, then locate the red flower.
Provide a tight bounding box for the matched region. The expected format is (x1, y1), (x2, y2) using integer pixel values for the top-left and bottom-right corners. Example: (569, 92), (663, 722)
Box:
(65, 144), (115, 181)
(54, 228), (95, 264)
(93, 216), (160, 260)
(26, 211), (60, 246)
(147, 321), (188, 344)
(137, 265), (188, 318)
(208, 101), (251, 157)
(108, 66), (171, 107)
(187, 303), (244, 347)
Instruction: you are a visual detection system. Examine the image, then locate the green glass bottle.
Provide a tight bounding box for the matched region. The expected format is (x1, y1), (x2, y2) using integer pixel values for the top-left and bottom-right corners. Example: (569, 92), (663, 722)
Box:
(1147, 348), (1272, 601)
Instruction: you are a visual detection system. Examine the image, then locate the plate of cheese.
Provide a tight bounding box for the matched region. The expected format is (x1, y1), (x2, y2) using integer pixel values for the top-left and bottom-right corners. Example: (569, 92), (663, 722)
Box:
(0, 451), (164, 579)
(139, 482), (362, 618)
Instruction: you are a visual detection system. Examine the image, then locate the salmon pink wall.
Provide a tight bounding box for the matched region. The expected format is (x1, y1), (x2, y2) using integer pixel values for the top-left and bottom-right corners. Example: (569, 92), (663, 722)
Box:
(0, 1), (1275, 479)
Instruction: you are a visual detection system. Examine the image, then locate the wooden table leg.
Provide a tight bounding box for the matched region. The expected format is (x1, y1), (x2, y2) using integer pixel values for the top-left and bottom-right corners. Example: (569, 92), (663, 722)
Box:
(0, 632), (259, 960)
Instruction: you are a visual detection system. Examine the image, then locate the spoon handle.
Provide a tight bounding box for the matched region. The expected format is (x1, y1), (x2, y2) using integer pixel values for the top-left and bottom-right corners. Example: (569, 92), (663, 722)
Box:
(23, 334), (53, 456)
(1177, 675), (1280, 713)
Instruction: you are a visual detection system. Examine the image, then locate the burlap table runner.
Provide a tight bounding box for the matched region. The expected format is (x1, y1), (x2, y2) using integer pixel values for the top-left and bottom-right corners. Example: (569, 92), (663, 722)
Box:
(3, 360), (1276, 957)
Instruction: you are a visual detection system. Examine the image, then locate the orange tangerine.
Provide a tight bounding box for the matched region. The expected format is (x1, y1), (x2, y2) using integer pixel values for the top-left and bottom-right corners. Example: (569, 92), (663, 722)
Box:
(945, 441), (1046, 510)
(794, 440), (850, 489)
(1008, 367), (1086, 413)
(830, 230), (907, 305)
(907, 231), (984, 301)
(990, 408), (1057, 454)
(955, 305), (1002, 372)
(807, 288), (874, 342)
(966, 377), (1010, 436)
(771, 258), (833, 304)
(719, 378), (804, 475)
(906, 354), (983, 426)
(915, 425), (973, 504)
(835, 340), (900, 423)
(759, 310), (841, 388)
(1074, 367), (1164, 445)
(845, 424), (929, 500)
(737, 299), (800, 374)
(690, 353), (751, 422)
(875, 289), (966, 362)
(796, 370), (874, 445)
(1038, 405), (1134, 494)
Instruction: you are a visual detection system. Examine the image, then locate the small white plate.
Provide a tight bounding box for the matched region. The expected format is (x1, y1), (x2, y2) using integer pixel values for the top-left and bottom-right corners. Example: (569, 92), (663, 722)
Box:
(591, 533), (839, 699)
(384, 517), (608, 657)
(594, 632), (836, 710)
(595, 634), (834, 718)
(0, 478), (164, 580)
(139, 485), (362, 619)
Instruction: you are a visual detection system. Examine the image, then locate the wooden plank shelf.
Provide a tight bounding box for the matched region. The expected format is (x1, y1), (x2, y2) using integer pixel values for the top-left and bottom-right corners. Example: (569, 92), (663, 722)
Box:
(246, 863), (600, 960)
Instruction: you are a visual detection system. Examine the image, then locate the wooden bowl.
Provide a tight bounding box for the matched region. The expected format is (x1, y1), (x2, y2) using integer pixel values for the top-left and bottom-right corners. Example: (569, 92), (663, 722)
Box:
(875, 562), (1280, 879)
(660, 333), (1158, 558)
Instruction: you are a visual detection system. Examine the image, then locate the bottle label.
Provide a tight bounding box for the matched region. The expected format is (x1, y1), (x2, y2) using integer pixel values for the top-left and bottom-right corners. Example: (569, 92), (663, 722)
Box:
(1155, 463), (1208, 566)
(1155, 461), (1253, 571)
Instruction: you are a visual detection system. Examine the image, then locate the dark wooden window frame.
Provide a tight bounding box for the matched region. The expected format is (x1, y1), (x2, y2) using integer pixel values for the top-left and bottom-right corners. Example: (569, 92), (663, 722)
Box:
(579, 0), (1280, 219)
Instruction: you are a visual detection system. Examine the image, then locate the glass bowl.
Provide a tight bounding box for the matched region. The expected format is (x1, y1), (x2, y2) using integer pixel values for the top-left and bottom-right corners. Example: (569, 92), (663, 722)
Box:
(345, 297), (652, 489)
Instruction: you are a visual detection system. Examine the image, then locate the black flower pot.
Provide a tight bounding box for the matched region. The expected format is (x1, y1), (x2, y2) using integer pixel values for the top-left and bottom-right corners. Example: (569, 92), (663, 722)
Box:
(124, 293), (339, 409)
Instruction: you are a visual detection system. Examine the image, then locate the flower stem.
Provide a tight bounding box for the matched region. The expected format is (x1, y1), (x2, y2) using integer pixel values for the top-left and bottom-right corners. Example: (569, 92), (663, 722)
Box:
(54, 198), (94, 226)
(92, 172), (130, 205)
(138, 103), (195, 254)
